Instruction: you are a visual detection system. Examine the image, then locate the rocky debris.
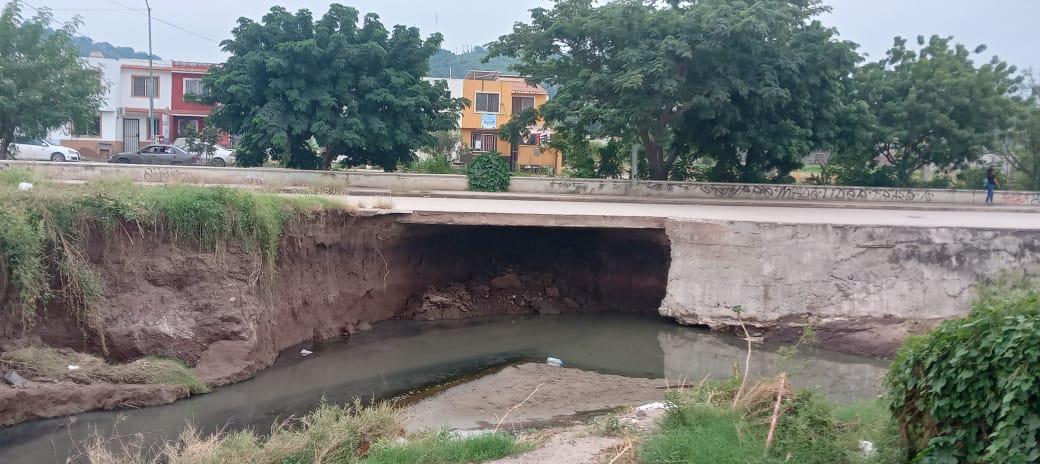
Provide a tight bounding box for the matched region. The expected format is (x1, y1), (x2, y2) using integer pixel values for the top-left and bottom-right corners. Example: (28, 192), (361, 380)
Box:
(3, 370), (28, 388)
(356, 321), (373, 332)
(490, 273), (522, 290)
(545, 286), (561, 298)
(532, 300), (564, 315)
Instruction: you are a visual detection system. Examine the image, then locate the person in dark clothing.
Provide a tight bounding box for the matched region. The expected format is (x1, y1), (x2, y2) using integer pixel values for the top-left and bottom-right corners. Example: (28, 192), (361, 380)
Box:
(986, 167), (1001, 205)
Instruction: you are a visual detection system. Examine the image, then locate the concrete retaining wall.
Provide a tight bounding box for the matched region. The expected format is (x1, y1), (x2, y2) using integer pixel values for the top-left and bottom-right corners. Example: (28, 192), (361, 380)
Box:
(3, 160), (1039, 206)
(659, 220), (1040, 327)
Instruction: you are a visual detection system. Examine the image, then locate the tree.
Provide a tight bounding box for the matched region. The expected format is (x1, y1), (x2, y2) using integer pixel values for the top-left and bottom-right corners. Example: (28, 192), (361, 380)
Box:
(997, 73), (1040, 190)
(179, 123), (219, 159)
(488, 0), (859, 181)
(0, 2), (104, 158)
(203, 4), (464, 170)
(843, 35), (1022, 185)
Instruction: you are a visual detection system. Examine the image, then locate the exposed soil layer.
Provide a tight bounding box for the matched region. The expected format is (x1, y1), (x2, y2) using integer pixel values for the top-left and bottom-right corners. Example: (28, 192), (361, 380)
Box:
(760, 317), (945, 358)
(0, 381), (189, 427)
(0, 215), (672, 427)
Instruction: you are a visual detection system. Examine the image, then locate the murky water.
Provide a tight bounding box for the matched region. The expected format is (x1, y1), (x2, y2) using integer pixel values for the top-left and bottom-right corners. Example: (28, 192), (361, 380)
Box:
(0, 314), (888, 463)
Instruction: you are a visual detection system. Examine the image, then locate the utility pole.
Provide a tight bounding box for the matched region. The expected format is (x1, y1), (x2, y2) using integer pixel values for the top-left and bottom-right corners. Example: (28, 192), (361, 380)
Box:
(631, 144), (639, 186)
(145, 0), (155, 142)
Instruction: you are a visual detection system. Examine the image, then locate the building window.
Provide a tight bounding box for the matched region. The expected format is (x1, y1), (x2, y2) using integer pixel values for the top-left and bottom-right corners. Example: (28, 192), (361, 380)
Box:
(475, 92), (500, 113)
(512, 96), (535, 113)
(178, 119), (200, 136)
(183, 78), (207, 99)
(132, 76), (159, 97)
(73, 115), (101, 137)
(471, 132), (498, 152)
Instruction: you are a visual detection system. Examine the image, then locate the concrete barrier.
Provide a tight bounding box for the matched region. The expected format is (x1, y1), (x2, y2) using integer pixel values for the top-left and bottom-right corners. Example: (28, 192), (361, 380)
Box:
(2, 160), (1038, 206)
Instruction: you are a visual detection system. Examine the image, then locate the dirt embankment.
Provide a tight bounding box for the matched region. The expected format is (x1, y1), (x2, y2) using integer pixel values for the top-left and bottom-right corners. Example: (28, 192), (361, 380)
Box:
(0, 215), (671, 427)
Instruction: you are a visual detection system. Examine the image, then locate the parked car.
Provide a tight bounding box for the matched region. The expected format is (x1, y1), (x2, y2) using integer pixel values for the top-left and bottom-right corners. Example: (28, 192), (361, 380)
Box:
(108, 144), (200, 165)
(7, 137), (81, 161)
(172, 138), (236, 167)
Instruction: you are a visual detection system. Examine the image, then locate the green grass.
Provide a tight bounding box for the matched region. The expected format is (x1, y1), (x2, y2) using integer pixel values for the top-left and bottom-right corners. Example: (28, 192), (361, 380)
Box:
(0, 178), (341, 348)
(404, 154), (461, 174)
(364, 432), (528, 464)
(85, 401), (528, 464)
(640, 378), (907, 464)
(0, 346), (209, 394)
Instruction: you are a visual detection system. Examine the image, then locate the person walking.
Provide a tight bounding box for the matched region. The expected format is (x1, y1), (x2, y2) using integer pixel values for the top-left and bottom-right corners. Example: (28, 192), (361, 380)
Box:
(985, 167), (1000, 205)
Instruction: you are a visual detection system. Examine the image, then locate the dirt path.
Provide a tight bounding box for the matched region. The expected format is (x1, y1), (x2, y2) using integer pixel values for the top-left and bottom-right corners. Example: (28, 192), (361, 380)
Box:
(404, 363), (670, 431)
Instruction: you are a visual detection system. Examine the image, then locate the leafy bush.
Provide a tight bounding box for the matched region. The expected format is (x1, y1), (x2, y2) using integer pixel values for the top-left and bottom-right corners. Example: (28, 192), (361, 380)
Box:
(887, 282), (1040, 463)
(466, 152), (510, 192)
(405, 153), (459, 174)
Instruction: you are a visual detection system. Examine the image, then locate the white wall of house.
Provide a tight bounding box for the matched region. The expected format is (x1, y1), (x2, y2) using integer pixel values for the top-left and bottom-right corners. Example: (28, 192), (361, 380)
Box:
(116, 59), (173, 111)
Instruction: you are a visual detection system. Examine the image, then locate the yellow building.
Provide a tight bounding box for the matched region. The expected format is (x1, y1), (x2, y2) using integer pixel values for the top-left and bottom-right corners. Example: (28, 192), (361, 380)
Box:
(459, 71), (562, 175)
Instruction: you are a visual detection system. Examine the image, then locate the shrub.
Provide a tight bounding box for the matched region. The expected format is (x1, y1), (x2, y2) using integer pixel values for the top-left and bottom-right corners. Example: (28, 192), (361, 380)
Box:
(887, 282), (1040, 463)
(466, 152), (510, 192)
(405, 153), (459, 174)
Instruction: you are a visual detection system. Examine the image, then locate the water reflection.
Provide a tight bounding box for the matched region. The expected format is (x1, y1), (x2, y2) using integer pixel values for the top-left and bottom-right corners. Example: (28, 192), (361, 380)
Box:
(0, 314), (887, 463)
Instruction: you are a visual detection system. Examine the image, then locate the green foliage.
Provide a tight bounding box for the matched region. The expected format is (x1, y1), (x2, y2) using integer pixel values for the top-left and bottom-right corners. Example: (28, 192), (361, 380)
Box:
(836, 35), (1022, 186)
(466, 152), (511, 192)
(0, 180), (334, 345)
(405, 154), (459, 174)
(0, 347), (208, 394)
(179, 123), (220, 159)
(887, 281), (1040, 463)
(0, 1), (105, 158)
(365, 432), (526, 464)
(561, 135), (628, 179)
(204, 4), (464, 171)
(641, 377), (906, 464)
(489, 0), (858, 181)
(998, 75), (1040, 191)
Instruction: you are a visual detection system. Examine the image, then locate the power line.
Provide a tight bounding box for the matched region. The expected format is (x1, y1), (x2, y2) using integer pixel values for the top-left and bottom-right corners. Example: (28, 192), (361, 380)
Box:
(104, 0), (219, 44)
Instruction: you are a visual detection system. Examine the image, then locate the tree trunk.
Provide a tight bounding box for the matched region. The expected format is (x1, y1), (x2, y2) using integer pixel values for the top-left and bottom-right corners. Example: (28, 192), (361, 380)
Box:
(642, 140), (669, 180)
(0, 129), (14, 159)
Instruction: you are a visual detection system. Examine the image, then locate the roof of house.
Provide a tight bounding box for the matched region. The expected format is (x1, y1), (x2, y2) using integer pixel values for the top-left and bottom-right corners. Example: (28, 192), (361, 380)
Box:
(464, 70), (548, 95)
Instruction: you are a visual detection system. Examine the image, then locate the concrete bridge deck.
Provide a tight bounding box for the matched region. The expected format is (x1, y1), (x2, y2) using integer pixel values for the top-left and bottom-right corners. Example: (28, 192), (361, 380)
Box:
(380, 196), (1040, 230)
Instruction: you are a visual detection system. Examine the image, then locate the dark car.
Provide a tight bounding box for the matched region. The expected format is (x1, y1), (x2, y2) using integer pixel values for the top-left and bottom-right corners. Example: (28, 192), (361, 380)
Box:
(108, 144), (200, 165)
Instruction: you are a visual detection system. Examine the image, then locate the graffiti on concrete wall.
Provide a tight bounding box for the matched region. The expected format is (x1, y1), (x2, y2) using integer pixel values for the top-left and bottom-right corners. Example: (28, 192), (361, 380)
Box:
(695, 184), (937, 203)
(1000, 192), (1040, 205)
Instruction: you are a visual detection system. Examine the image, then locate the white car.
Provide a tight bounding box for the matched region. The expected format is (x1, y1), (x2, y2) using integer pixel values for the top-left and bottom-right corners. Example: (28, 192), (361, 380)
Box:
(8, 137), (81, 162)
(173, 138), (236, 167)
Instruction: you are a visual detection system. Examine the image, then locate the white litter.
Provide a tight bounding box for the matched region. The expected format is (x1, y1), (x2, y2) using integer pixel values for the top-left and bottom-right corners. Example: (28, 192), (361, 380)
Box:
(67, 365), (81, 371)
(636, 402), (670, 412)
(546, 357), (564, 367)
(858, 440), (876, 457)
(17, 182), (32, 191)
(300, 349), (313, 357)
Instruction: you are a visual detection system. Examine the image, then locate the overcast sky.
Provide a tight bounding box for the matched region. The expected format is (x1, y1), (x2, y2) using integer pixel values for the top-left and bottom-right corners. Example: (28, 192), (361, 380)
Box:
(24, 0), (1040, 71)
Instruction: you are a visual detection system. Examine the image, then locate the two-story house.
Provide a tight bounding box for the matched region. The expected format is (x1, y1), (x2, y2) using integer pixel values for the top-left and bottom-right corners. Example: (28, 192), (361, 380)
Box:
(52, 56), (221, 160)
(458, 71), (562, 175)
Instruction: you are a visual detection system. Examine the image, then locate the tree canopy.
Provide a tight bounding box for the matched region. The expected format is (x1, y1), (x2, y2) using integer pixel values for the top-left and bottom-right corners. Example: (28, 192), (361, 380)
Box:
(203, 4), (464, 170)
(488, 0), (860, 181)
(0, 1), (104, 157)
(839, 35), (1022, 185)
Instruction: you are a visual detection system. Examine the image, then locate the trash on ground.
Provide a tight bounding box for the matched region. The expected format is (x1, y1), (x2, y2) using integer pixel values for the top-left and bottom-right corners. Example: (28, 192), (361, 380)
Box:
(546, 357), (564, 367)
(67, 365), (81, 371)
(17, 182), (32, 191)
(300, 349), (313, 357)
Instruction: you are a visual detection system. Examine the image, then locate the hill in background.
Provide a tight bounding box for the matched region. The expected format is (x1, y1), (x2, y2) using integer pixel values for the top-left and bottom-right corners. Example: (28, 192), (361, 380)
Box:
(427, 46), (518, 78)
(70, 36), (516, 78)
(72, 35), (159, 60)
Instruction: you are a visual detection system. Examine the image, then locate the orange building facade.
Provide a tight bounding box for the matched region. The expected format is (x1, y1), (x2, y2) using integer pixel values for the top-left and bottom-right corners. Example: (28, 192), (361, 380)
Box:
(459, 71), (562, 175)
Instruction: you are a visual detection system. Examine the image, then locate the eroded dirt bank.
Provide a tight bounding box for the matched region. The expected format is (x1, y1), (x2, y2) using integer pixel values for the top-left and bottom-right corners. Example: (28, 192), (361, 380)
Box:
(0, 214), (671, 426)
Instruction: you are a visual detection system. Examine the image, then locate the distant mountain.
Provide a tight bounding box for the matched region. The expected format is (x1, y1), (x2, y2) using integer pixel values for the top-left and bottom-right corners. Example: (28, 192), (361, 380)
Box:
(72, 35), (159, 60)
(428, 46), (517, 78)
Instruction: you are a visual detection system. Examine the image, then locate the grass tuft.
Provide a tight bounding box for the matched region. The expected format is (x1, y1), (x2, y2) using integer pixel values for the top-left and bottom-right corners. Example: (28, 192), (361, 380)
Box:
(365, 432), (527, 464)
(0, 346), (208, 394)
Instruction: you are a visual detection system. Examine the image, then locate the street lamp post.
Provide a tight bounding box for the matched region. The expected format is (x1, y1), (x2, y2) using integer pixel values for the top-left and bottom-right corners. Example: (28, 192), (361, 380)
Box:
(145, 0), (155, 142)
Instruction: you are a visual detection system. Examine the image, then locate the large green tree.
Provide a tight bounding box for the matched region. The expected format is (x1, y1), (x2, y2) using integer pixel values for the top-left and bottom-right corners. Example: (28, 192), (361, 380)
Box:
(204, 4), (463, 170)
(488, 0), (859, 181)
(998, 74), (1040, 190)
(844, 35), (1021, 185)
(0, 1), (104, 158)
